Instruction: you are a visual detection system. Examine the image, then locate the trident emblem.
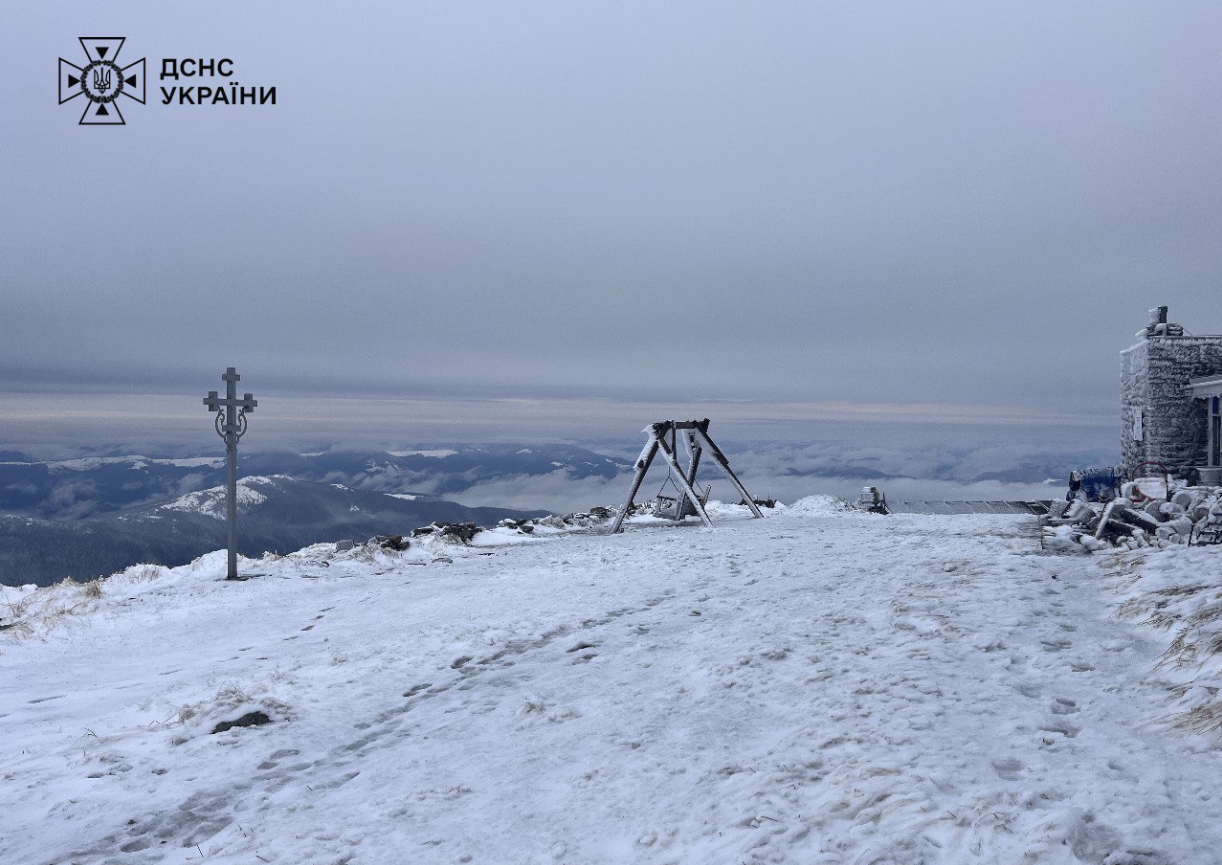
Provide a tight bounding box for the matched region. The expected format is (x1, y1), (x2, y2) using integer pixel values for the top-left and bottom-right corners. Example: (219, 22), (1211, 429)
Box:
(92, 67), (112, 93)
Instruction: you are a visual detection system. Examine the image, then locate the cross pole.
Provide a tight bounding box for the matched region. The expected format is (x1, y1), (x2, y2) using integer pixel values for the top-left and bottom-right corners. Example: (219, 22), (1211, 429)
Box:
(204, 367), (257, 580)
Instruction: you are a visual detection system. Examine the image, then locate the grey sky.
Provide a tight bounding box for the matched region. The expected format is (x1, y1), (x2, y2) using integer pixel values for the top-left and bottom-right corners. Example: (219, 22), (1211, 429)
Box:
(3, 1), (1221, 442)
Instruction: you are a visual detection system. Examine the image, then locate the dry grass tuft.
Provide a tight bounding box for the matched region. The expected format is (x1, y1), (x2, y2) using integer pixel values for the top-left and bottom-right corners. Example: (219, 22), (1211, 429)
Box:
(0, 619), (33, 639)
(1187, 602), (1222, 628)
(5, 594), (33, 620)
(1142, 608), (1184, 630)
(1154, 584), (1209, 598)
(1, 578), (109, 643)
(1157, 628), (1201, 670)
(1115, 598), (1153, 620)
(119, 565), (164, 584)
(1165, 701), (1222, 736)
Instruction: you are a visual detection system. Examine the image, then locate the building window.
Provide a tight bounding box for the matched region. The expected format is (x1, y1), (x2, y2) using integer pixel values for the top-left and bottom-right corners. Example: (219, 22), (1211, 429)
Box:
(1212, 398), (1221, 467)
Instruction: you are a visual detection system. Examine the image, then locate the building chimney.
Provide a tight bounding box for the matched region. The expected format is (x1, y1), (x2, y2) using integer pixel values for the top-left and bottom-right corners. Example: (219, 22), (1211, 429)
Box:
(1143, 306), (1183, 338)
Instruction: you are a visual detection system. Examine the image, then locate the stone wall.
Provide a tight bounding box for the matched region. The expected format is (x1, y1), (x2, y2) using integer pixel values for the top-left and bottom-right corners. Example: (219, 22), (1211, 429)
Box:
(1121, 335), (1222, 475)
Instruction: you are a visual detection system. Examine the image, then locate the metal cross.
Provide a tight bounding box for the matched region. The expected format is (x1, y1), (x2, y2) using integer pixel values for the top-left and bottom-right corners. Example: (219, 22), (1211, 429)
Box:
(204, 367), (257, 580)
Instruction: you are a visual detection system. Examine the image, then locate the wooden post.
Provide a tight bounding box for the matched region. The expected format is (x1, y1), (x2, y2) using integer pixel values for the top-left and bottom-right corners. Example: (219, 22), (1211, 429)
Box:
(609, 432), (659, 534)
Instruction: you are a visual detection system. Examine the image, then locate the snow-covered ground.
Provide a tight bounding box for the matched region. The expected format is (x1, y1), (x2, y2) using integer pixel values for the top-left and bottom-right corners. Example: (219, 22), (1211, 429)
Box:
(3, 499), (1222, 864)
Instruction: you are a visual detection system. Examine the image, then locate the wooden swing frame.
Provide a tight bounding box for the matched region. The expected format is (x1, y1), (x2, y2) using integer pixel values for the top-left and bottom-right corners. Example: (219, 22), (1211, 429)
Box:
(608, 419), (763, 533)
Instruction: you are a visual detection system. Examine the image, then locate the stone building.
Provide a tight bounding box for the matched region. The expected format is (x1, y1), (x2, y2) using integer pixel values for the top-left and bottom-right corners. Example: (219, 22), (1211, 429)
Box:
(1120, 307), (1222, 483)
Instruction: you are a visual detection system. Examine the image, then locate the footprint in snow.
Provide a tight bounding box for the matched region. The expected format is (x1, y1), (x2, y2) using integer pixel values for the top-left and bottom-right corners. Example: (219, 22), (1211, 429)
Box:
(1039, 719), (1081, 738)
(257, 749), (301, 770)
(1051, 698), (1079, 715)
(992, 757), (1024, 780)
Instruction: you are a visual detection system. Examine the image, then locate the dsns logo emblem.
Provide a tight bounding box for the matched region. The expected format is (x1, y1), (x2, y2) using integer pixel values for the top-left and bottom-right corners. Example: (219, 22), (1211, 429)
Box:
(58, 38), (145, 125)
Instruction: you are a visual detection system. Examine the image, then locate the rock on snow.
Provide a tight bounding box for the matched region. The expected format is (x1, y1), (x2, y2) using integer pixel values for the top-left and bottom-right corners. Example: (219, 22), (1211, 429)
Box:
(3, 498), (1222, 864)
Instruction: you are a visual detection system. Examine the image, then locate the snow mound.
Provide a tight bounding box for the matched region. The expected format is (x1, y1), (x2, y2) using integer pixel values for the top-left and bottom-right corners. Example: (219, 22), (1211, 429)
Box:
(783, 494), (851, 515)
(1109, 544), (1222, 736)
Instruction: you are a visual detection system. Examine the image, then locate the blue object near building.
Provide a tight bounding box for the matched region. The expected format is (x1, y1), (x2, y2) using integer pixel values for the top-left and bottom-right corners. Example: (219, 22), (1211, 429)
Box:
(1067, 466), (1121, 503)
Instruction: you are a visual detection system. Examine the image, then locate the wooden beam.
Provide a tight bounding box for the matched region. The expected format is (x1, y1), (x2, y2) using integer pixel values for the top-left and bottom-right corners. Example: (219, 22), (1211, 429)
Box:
(609, 436), (659, 534)
(656, 432), (713, 528)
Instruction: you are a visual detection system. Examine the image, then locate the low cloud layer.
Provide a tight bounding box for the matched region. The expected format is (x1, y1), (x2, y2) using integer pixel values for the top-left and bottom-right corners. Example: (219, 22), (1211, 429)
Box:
(448, 438), (1111, 514)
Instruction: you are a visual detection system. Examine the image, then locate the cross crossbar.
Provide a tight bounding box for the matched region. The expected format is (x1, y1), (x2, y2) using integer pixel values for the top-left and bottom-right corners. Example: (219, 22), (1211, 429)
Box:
(651, 420), (707, 431)
(204, 392), (258, 411)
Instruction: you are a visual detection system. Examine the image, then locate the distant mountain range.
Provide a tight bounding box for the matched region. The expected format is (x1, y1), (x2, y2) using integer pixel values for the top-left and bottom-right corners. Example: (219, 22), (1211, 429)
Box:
(0, 476), (546, 587)
(0, 445), (626, 521)
(0, 445), (623, 586)
(0, 439), (1111, 586)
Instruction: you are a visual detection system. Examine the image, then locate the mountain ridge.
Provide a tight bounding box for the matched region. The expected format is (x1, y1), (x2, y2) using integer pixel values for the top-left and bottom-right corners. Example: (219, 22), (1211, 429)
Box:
(0, 476), (546, 587)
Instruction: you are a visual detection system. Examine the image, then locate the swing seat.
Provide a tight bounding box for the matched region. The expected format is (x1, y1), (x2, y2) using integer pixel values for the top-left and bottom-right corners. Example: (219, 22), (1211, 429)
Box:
(655, 484), (711, 520)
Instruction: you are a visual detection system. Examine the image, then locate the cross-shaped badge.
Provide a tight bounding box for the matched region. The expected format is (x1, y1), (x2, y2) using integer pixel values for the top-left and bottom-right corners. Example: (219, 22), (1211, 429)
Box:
(58, 37), (146, 126)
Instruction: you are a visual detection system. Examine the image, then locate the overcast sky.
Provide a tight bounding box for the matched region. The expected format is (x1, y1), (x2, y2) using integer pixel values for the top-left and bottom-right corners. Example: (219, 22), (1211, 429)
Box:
(3, 2), (1221, 446)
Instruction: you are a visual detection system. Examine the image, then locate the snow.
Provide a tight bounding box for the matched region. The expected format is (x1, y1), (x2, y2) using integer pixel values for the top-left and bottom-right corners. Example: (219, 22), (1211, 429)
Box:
(158, 458), (227, 469)
(385, 493), (419, 501)
(161, 479), (273, 519)
(386, 449), (459, 458)
(4, 456), (227, 471)
(49, 457), (146, 471)
(0, 582), (37, 606)
(3, 501), (1222, 864)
